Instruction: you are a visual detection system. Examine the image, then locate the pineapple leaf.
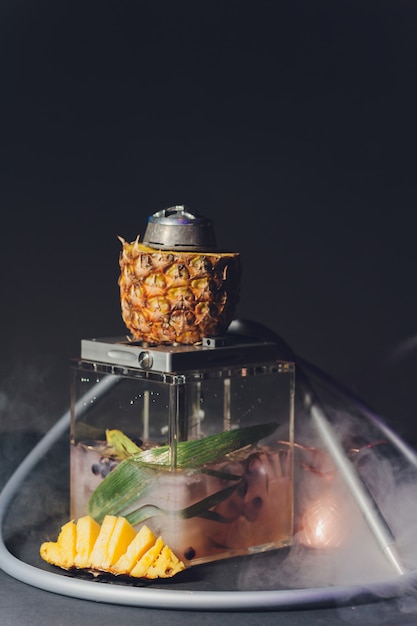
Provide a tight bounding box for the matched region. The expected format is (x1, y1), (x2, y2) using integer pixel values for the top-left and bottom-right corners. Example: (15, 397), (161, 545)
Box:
(88, 461), (157, 523)
(136, 421), (279, 468)
(88, 422), (278, 524)
(125, 484), (239, 526)
(200, 467), (242, 481)
(125, 504), (162, 526)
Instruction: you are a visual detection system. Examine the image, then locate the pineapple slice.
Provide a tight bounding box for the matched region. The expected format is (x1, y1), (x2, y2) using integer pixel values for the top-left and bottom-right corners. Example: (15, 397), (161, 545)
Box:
(39, 516), (185, 579)
(40, 541), (62, 566)
(88, 514), (118, 569)
(130, 536), (164, 578)
(74, 515), (101, 569)
(40, 520), (77, 570)
(111, 524), (156, 575)
(100, 516), (137, 570)
(145, 545), (184, 579)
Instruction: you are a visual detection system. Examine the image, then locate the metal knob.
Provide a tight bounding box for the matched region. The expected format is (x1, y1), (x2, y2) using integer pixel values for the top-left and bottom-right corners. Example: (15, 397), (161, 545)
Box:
(138, 351), (153, 369)
(143, 205), (217, 251)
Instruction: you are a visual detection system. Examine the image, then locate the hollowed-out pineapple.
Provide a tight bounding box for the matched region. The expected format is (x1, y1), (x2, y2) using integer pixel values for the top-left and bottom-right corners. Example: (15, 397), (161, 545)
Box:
(118, 237), (241, 344)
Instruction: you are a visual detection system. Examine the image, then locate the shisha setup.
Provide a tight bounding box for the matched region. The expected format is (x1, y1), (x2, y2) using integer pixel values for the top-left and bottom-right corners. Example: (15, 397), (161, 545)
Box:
(1, 205), (417, 611)
(70, 205), (295, 566)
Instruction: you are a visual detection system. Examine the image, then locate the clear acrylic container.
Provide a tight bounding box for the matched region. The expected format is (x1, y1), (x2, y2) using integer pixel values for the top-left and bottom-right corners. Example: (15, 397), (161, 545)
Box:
(70, 337), (295, 565)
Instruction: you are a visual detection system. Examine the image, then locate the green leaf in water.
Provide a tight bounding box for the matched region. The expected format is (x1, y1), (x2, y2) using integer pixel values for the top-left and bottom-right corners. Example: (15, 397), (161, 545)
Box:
(125, 484), (239, 526)
(136, 421), (279, 468)
(88, 460), (157, 523)
(88, 421), (278, 524)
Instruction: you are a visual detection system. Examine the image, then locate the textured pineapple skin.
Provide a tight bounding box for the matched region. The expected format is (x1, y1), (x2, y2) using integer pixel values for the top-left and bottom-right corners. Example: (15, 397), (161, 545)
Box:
(118, 238), (241, 344)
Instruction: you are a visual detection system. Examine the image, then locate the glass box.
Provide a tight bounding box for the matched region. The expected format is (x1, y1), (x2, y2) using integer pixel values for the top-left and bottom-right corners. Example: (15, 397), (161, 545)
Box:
(70, 336), (295, 565)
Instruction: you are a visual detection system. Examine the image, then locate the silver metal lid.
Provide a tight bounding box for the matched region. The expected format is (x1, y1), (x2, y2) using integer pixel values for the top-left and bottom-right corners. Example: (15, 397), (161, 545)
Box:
(143, 205), (217, 251)
(80, 335), (284, 373)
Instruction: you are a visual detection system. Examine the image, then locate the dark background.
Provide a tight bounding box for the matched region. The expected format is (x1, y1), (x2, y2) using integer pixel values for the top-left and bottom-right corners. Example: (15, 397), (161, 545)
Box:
(1, 0), (417, 443)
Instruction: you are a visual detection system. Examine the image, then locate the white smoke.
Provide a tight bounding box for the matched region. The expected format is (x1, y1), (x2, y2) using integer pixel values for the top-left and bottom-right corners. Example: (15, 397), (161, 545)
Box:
(238, 394), (417, 599)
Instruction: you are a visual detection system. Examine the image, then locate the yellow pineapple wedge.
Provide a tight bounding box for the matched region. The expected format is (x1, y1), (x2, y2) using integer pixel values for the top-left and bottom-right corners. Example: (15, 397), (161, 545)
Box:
(118, 238), (241, 344)
(40, 520), (77, 570)
(74, 515), (101, 568)
(100, 516), (137, 570)
(40, 516), (185, 579)
(88, 514), (118, 570)
(129, 536), (164, 578)
(111, 524), (157, 575)
(144, 544), (185, 579)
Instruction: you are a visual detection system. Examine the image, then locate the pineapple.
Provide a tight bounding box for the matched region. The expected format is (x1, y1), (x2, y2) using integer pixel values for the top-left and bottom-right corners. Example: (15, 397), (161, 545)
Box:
(74, 515), (101, 568)
(40, 520), (77, 570)
(118, 237), (241, 344)
(144, 545), (184, 579)
(99, 516), (137, 570)
(40, 516), (185, 579)
(129, 537), (164, 578)
(111, 524), (157, 575)
(88, 514), (118, 570)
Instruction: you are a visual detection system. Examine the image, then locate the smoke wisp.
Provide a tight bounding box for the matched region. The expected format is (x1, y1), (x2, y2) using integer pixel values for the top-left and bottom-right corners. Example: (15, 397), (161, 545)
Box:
(239, 394), (417, 597)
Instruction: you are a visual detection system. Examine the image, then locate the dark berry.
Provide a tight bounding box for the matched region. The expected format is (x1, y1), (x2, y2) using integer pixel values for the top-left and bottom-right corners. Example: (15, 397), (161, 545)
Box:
(184, 547), (196, 560)
(101, 465), (111, 478)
